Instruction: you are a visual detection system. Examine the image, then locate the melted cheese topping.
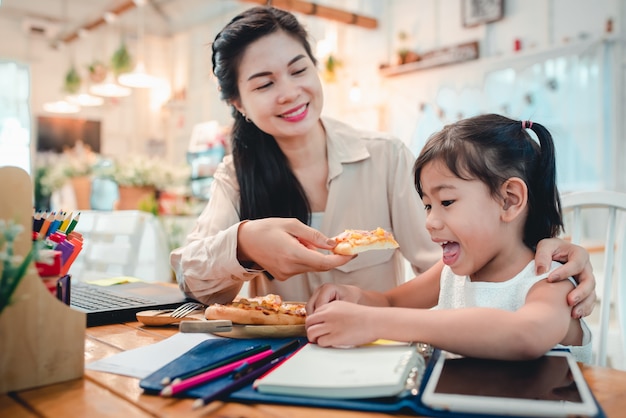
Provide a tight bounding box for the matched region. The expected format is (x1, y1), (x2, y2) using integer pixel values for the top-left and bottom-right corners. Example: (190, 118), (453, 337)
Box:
(335, 227), (397, 246)
(233, 294), (306, 316)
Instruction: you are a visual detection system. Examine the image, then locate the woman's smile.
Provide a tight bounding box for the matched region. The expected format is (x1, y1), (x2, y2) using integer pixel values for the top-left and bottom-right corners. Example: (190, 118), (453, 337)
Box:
(279, 104), (309, 122)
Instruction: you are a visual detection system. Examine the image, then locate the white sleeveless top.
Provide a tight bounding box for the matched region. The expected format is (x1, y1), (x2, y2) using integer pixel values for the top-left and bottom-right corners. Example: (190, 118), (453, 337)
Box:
(437, 260), (592, 363)
(310, 212), (324, 231)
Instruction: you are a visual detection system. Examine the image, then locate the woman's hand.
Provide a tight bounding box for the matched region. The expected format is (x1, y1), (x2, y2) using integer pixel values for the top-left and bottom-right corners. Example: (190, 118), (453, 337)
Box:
(535, 238), (597, 318)
(237, 218), (354, 281)
(306, 301), (377, 347)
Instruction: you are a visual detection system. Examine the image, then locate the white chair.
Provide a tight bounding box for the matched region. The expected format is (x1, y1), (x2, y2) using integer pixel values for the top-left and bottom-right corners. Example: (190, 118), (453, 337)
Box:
(560, 191), (626, 368)
(70, 210), (147, 281)
(70, 210), (173, 283)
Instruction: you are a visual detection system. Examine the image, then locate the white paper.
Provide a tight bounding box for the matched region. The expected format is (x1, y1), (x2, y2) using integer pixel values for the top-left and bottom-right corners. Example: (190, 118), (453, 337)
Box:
(86, 333), (221, 378)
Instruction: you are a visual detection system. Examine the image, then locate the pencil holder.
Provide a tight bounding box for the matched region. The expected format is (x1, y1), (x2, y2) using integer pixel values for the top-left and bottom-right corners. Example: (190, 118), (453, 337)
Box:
(0, 166), (85, 393)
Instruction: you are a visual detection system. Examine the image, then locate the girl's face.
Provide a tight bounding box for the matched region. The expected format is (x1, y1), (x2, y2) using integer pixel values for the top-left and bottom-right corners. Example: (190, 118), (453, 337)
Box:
(420, 160), (510, 281)
(232, 30), (323, 142)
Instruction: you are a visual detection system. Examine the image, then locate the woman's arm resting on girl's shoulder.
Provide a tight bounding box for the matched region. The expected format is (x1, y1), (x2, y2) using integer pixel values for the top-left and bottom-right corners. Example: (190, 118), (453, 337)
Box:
(535, 237), (597, 318)
(237, 218), (353, 281)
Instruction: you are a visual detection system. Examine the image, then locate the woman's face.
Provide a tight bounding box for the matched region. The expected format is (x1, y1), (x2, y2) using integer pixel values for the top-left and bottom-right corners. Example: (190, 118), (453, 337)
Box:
(232, 30), (323, 142)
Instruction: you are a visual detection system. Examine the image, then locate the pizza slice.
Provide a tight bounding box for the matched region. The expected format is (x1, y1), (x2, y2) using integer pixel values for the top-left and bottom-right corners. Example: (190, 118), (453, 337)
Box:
(205, 294), (306, 326)
(331, 227), (399, 255)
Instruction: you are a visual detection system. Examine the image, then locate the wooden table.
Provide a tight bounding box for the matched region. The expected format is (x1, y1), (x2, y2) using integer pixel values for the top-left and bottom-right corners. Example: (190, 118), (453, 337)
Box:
(2, 321), (626, 418)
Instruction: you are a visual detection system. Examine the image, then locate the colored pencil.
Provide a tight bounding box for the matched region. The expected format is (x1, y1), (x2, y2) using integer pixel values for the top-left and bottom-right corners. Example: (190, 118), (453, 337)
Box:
(38, 212), (55, 237)
(59, 212), (72, 232)
(46, 212), (64, 236)
(32, 211), (44, 233)
(65, 212), (81, 234)
(192, 340), (302, 409)
(192, 348), (298, 410)
(160, 348), (273, 396)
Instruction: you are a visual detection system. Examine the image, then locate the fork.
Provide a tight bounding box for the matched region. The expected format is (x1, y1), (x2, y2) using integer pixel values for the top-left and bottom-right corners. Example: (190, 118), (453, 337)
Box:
(170, 302), (205, 318)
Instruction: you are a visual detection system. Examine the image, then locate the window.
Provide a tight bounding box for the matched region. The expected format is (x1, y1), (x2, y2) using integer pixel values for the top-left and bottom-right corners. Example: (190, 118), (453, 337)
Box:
(0, 60), (31, 174)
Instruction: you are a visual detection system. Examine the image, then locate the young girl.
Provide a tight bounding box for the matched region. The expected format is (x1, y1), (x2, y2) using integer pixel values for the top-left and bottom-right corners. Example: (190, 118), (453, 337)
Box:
(306, 114), (592, 362)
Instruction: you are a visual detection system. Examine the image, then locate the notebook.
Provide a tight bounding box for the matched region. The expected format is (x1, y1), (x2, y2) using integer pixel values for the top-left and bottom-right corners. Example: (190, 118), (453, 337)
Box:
(253, 343), (422, 399)
(69, 279), (189, 327)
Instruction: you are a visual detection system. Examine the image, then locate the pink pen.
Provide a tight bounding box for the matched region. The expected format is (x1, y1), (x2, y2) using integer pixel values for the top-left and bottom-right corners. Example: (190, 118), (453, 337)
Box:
(160, 349), (274, 396)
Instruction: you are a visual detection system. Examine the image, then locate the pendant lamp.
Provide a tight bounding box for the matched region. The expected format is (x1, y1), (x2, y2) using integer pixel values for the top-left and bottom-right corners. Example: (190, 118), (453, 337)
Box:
(90, 73), (132, 97)
(66, 91), (105, 107)
(118, 0), (161, 88)
(43, 100), (80, 114)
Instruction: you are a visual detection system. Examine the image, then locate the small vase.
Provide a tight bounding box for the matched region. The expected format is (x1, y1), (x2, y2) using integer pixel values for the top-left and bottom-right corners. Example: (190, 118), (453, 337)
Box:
(116, 185), (156, 210)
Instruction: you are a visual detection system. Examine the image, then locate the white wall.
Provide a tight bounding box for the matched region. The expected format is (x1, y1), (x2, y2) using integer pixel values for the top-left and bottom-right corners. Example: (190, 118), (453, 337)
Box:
(0, 0), (623, 189)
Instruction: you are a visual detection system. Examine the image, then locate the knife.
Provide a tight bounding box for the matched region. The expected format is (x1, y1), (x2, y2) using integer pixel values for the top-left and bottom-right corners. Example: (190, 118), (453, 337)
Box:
(179, 320), (233, 333)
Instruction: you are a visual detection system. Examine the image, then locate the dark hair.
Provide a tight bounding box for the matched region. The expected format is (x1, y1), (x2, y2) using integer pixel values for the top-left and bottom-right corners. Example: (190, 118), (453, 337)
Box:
(413, 114), (563, 249)
(211, 6), (318, 223)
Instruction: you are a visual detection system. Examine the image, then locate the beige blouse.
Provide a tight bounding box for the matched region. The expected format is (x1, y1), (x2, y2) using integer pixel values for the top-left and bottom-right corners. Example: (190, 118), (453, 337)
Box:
(170, 117), (440, 305)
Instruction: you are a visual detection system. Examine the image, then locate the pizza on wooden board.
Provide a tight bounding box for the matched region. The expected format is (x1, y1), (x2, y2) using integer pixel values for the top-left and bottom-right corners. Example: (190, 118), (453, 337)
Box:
(205, 294), (306, 326)
(331, 227), (399, 255)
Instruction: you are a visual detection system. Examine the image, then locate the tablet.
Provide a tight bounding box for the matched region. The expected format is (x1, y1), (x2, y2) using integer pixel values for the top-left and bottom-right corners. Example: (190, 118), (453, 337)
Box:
(421, 350), (598, 417)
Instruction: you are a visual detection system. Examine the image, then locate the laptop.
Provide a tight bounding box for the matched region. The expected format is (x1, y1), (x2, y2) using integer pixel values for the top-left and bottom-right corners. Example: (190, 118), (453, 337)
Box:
(62, 277), (191, 327)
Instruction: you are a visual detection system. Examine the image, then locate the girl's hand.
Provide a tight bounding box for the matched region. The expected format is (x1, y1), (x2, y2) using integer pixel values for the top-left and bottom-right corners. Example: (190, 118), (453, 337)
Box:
(237, 218), (354, 281)
(535, 238), (597, 318)
(306, 301), (377, 347)
(306, 283), (362, 315)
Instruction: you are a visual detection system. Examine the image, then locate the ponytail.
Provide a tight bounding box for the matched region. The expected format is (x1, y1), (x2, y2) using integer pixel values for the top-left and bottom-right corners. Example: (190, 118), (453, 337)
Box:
(523, 122), (563, 245)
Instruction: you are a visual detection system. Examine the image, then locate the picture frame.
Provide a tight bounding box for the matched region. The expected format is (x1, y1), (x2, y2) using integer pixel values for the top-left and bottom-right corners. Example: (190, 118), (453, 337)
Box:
(462, 0), (504, 27)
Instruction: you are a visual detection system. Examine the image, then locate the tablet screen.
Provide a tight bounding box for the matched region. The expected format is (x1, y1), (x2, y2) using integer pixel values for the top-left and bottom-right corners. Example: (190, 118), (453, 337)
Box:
(421, 351), (598, 417)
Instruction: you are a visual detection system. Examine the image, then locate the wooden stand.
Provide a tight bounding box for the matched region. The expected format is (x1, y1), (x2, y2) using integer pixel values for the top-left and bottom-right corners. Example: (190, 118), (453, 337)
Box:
(0, 166), (85, 394)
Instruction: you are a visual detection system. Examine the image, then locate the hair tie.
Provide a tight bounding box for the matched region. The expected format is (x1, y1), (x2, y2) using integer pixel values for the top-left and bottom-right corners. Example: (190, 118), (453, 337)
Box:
(522, 120), (533, 129)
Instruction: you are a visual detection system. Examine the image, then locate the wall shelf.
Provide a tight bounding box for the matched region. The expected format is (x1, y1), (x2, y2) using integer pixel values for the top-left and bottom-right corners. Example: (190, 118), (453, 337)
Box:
(380, 41), (480, 77)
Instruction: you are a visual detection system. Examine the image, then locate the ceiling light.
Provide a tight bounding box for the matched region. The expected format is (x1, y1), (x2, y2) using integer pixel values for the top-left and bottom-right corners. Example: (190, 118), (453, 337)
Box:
(66, 92), (104, 107)
(90, 74), (131, 97)
(43, 100), (81, 114)
(118, 61), (161, 88)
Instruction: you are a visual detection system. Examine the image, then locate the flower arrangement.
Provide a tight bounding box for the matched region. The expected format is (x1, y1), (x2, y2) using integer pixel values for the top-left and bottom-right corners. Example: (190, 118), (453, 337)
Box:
(0, 220), (50, 316)
(111, 155), (190, 190)
(36, 143), (101, 196)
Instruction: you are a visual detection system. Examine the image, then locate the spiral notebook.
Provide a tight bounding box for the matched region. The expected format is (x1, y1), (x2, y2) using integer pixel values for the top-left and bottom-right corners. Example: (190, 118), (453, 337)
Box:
(253, 343), (421, 399)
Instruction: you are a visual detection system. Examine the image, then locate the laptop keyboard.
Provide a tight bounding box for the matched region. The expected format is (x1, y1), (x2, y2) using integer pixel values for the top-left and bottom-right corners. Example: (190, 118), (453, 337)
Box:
(70, 282), (154, 311)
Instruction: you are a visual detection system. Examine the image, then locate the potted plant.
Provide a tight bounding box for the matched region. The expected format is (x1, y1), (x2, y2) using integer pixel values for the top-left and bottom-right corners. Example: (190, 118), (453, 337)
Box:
(36, 146), (101, 210)
(111, 156), (163, 211)
(111, 156), (191, 212)
(110, 42), (133, 76)
(64, 66), (82, 94)
(87, 60), (108, 83)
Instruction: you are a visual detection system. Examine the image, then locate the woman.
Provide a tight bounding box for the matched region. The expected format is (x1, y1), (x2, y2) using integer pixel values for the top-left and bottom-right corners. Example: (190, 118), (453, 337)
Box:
(170, 6), (595, 319)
